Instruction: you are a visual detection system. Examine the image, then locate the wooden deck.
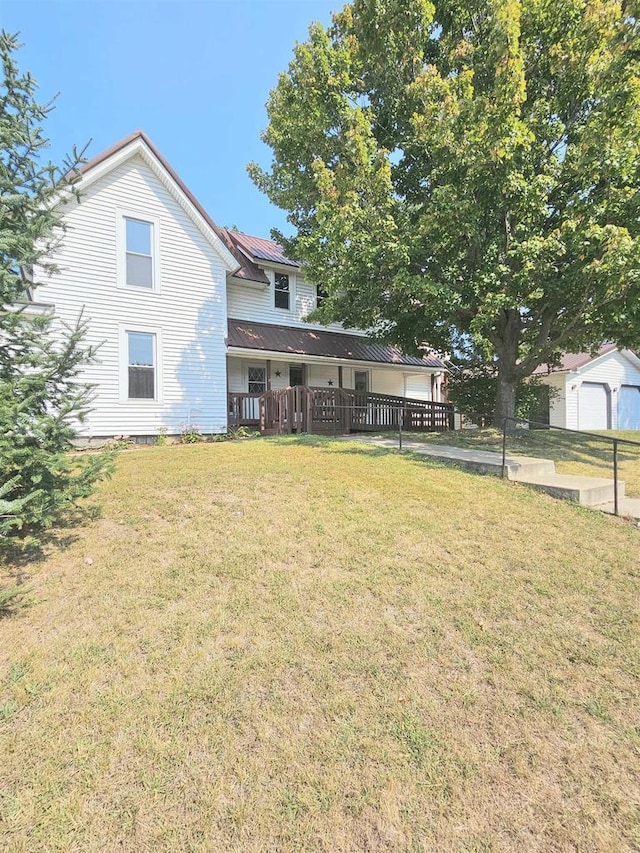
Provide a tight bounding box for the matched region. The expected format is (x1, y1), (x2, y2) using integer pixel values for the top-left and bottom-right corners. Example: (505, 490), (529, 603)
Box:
(229, 387), (455, 435)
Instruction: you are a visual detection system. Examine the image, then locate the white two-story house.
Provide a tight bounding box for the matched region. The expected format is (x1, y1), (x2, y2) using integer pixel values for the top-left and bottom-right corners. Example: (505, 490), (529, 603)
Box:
(29, 131), (448, 439)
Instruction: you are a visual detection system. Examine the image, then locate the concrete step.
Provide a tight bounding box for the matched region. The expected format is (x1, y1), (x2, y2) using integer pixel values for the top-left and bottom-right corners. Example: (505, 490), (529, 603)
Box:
(356, 438), (558, 479)
(512, 472), (626, 507)
(505, 458), (557, 480)
(593, 497), (640, 520)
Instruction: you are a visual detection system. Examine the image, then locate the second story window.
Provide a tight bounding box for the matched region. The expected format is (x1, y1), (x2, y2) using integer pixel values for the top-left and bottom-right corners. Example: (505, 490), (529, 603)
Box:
(316, 284), (327, 307)
(125, 217), (154, 288)
(274, 273), (290, 310)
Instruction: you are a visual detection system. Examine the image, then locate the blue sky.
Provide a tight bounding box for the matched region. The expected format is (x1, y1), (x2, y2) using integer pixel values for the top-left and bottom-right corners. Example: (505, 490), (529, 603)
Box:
(3, 0), (338, 237)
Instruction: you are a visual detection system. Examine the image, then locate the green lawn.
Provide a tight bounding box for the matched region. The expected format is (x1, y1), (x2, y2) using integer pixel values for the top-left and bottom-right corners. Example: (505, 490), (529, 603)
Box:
(397, 427), (640, 498)
(1, 438), (639, 851)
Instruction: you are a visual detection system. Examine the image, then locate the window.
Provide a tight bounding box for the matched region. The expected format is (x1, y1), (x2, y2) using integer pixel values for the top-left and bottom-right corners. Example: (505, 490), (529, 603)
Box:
(316, 284), (327, 307)
(354, 370), (369, 393)
(127, 332), (155, 399)
(274, 273), (290, 310)
(125, 218), (154, 288)
(248, 366), (267, 394)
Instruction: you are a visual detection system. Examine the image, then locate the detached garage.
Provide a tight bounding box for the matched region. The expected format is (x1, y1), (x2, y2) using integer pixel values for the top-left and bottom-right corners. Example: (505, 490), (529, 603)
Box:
(535, 345), (640, 431)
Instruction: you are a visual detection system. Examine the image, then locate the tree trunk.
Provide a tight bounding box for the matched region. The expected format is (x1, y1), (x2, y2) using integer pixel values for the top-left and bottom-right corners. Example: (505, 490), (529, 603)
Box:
(493, 371), (518, 428)
(492, 310), (522, 428)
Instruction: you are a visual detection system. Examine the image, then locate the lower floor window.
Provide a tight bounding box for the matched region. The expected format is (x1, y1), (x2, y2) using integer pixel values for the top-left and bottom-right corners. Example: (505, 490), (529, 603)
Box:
(248, 365), (267, 393)
(128, 331), (156, 399)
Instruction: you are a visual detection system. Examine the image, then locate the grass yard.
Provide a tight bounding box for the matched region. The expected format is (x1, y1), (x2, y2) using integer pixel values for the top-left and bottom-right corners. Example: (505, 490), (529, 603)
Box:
(400, 428), (640, 498)
(1, 437), (639, 852)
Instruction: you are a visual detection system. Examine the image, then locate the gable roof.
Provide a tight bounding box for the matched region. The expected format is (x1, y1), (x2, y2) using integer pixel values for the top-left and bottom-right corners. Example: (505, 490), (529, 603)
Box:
(73, 131), (239, 273)
(533, 344), (619, 374)
(227, 319), (446, 370)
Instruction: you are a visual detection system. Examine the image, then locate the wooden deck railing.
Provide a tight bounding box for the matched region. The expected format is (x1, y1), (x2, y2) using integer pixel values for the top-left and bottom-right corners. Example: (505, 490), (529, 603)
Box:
(228, 392), (262, 427)
(229, 387), (455, 434)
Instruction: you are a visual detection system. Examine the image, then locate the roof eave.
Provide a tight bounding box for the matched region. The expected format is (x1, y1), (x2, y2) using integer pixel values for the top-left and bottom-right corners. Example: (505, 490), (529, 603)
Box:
(226, 344), (442, 370)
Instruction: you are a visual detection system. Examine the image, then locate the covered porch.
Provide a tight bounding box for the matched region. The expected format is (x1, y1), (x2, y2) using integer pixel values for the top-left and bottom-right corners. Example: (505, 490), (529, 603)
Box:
(226, 319), (452, 434)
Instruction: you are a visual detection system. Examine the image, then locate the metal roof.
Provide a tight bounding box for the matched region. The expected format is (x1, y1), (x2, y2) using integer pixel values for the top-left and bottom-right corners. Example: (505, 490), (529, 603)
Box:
(219, 230), (269, 284)
(228, 319), (446, 369)
(227, 231), (300, 268)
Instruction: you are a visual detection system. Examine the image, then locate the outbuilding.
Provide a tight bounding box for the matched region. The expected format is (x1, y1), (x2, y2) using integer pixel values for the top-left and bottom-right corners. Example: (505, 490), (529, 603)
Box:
(534, 345), (640, 431)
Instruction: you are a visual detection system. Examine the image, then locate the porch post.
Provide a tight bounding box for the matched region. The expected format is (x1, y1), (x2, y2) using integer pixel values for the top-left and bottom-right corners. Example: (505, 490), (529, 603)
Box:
(338, 365), (343, 389)
(266, 359), (271, 391)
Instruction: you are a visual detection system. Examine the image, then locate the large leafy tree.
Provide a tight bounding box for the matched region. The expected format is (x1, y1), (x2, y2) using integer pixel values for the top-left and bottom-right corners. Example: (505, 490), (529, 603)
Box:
(250, 0), (640, 425)
(0, 31), (112, 559)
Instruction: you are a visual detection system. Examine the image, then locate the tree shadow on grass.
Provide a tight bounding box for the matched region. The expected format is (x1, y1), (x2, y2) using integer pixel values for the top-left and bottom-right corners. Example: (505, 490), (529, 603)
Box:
(0, 502), (103, 618)
(266, 433), (482, 477)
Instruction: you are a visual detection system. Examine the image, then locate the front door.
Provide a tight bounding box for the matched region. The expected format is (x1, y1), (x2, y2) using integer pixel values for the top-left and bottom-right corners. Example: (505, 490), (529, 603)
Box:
(354, 370), (369, 393)
(289, 364), (305, 386)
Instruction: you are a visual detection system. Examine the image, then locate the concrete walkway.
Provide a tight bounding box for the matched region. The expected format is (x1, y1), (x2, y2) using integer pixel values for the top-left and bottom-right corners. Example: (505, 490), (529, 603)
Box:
(343, 436), (639, 521)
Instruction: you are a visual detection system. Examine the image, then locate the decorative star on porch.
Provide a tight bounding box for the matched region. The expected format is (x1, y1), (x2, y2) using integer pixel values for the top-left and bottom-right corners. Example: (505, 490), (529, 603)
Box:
(274, 370), (281, 377)
(327, 379), (334, 386)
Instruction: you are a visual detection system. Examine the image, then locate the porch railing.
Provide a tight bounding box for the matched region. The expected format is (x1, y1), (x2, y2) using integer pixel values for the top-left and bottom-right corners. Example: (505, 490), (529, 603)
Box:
(228, 392), (262, 427)
(228, 387), (455, 434)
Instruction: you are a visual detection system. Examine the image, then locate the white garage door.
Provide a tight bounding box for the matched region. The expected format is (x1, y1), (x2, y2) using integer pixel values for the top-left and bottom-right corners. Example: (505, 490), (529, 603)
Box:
(619, 385), (640, 430)
(578, 382), (609, 430)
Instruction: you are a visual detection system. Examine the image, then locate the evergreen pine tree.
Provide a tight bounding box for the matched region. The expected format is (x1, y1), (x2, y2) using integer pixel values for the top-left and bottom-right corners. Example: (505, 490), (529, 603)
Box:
(0, 31), (113, 560)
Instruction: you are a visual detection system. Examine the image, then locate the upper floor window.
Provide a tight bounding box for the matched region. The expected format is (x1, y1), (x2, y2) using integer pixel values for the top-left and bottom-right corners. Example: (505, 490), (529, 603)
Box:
(274, 273), (290, 310)
(125, 217), (154, 288)
(128, 331), (156, 399)
(316, 284), (327, 307)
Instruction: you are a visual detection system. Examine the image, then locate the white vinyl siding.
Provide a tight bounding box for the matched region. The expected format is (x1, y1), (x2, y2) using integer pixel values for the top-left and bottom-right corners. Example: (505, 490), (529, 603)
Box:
(32, 153), (229, 437)
(545, 373), (567, 429)
(227, 272), (363, 335)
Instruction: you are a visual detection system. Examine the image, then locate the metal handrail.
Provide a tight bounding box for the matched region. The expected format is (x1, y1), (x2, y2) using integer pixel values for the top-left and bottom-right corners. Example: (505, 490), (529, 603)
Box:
(502, 416), (640, 517)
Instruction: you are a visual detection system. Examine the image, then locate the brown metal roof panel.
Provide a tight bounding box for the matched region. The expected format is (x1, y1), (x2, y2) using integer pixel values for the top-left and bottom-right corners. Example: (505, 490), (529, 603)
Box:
(228, 231), (301, 268)
(227, 319), (445, 369)
(219, 229), (270, 284)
